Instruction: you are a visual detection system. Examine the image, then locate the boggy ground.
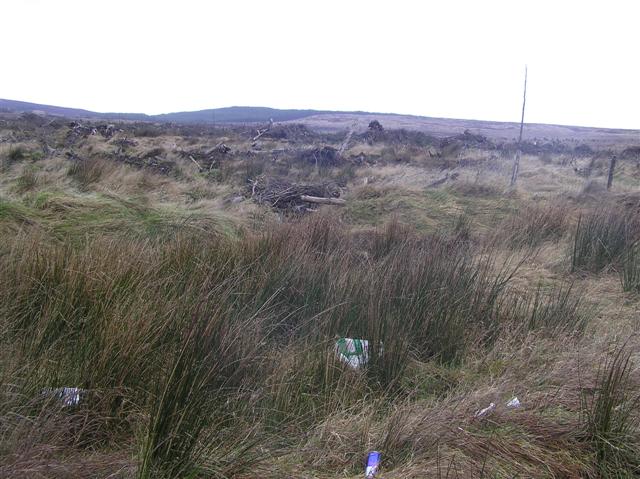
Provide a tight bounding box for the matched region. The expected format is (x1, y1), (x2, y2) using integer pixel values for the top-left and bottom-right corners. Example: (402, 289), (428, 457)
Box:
(1, 113), (640, 478)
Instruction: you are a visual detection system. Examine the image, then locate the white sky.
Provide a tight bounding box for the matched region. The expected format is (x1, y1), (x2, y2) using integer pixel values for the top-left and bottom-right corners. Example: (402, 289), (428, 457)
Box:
(2, 0), (639, 129)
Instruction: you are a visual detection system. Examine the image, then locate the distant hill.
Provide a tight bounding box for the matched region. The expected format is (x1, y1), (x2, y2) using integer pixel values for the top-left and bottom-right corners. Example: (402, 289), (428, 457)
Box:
(154, 106), (340, 123)
(2, 98), (638, 144)
(0, 99), (347, 124)
(0, 99), (150, 121)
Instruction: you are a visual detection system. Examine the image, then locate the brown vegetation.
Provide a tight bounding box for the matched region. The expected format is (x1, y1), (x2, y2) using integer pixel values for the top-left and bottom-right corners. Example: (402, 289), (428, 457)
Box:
(1, 111), (640, 478)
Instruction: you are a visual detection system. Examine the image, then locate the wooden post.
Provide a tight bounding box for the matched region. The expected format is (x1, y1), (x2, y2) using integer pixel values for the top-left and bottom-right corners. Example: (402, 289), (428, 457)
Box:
(607, 155), (617, 190)
(510, 66), (528, 187)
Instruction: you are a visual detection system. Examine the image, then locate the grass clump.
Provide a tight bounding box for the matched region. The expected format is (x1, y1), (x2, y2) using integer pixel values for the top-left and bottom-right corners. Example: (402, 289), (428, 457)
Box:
(571, 209), (637, 272)
(501, 203), (569, 249)
(8, 145), (29, 162)
(13, 165), (39, 193)
(139, 306), (258, 478)
(581, 346), (640, 477)
(1, 145), (42, 170)
(67, 157), (111, 190)
(504, 282), (589, 335)
(620, 241), (640, 292)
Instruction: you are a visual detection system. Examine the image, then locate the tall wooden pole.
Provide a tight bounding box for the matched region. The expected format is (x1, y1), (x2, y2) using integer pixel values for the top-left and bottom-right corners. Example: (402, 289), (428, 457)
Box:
(510, 66), (528, 187)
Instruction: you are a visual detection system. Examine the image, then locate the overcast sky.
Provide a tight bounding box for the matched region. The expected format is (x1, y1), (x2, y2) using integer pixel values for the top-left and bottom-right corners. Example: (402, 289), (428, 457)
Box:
(2, 0), (639, 129)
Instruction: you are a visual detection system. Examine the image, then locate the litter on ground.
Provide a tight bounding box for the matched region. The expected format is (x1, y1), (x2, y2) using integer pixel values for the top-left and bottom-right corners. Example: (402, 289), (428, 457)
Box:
(42, 387), (83, 407)
(506, 397), (521, 408)
(365, 451), (381, 478)
(336, 338), (369, 369)
(474, 402), (496, 418)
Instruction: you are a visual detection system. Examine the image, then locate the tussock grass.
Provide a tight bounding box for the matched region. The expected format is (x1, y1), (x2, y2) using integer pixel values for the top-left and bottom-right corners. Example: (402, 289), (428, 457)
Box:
(1, 144), (43, 171)
(620, 241), (640, 292)
(0, 213), (597, 477)
(502, 282), (590, 336)
(572, 208), (639, 272)
(67, 157), (113, 190)
(500, 203), (570, 249)
(581, 345), (640, 476)
(7, 145), (30, 162)
(13, 165), (40, 194)
(2, 144), (32, 164)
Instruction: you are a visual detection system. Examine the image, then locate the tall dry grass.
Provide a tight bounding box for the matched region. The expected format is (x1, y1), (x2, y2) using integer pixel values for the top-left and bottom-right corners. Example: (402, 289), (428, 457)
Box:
(500, 203), (570, 249)
(581, 345), (640, 476)
(67, 157), (114, 191)
(571, 208), (638, 272)
(0, 214), (596, 477)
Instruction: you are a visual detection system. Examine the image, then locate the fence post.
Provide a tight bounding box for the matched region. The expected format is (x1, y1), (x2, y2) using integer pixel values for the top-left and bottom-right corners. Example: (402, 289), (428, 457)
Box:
(510, 66), (527, 187)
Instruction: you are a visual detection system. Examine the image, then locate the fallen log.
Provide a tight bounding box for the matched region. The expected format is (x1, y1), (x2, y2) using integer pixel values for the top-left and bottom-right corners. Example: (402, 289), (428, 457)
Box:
(189, 155), (203, 171)
(300, 195), (346, 206)
(205, 142), (231, 155)
(252, 118), (274, 142)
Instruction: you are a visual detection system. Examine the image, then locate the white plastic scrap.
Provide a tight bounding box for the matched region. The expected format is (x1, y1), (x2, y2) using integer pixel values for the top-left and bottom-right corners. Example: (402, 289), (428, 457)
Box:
(335, 338), (369, 369)
(506, 397), (521, 409)
(474, 402), (496, 418)
(42, 387), (82, 407)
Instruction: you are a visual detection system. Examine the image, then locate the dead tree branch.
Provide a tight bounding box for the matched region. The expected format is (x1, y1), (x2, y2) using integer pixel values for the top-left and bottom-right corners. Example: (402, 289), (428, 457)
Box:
(300, 195), (346, 206)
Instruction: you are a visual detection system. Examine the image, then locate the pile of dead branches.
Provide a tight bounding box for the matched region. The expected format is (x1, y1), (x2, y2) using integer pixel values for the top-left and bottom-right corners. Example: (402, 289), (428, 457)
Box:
(179, 142), (231, 171)
(65, 122), (119, 145)
(111, 137), (138, 155)
(114, 153), (174, 174)
(111, 137), (137, 149)
(439, 130), (489, 149)
(249, 175), (344, 211)
(298, 146), (342, 167)
(262, 124), (313, 141)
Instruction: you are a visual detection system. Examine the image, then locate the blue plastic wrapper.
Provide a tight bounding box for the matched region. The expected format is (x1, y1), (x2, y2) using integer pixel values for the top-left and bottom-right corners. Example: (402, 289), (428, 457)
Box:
(365, 451), (381, 478)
